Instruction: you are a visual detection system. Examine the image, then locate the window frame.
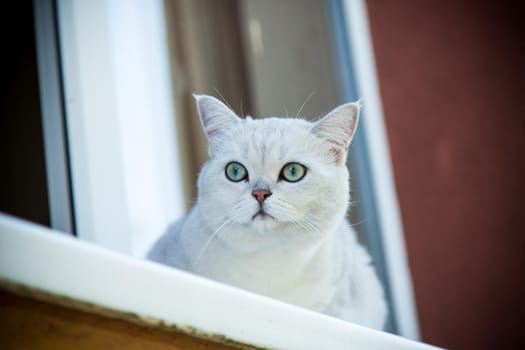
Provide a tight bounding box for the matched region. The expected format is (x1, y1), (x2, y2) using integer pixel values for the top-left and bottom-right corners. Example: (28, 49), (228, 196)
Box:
(333, 0), (421, 340)
(33, 0), (75, 235)
(54, 0), (185, 256)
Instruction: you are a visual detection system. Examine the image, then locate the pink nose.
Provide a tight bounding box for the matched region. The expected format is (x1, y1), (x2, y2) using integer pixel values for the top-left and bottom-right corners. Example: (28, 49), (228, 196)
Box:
(252, 189), (272, 203)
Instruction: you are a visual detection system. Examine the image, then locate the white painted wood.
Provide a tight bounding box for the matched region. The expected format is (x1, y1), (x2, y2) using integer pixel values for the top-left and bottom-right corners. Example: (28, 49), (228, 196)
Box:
(342, 0), (421, 340)
(0, 214), (441, 350)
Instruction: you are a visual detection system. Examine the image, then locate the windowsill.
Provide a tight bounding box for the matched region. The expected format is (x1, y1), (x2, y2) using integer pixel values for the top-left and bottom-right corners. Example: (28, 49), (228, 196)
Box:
(0, 213), (440, 350)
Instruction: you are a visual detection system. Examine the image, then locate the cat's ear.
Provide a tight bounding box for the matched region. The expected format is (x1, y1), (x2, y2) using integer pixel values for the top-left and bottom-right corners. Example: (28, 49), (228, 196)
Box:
(193, 94), (240, 154)
(311, 102), (360, 164)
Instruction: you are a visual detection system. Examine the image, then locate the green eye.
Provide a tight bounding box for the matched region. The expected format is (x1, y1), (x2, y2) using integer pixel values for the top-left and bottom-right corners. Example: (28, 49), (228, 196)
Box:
(225, 162), (248, 182)
(280, 162), (306, 182)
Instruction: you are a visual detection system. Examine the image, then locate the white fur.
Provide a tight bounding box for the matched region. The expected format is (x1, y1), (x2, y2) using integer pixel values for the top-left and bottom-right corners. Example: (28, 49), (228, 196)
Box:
(148, 95), (387, 329)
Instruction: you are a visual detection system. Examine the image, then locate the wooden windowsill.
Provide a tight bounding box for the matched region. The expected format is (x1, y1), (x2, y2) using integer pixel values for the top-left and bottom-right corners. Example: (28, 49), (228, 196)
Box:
(0, 285), (249, 349)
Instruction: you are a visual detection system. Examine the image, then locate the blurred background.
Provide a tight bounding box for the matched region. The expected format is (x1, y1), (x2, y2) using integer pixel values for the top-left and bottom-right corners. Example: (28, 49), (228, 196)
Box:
(1, 0), (524, 349)
(367, 1), (525, 348)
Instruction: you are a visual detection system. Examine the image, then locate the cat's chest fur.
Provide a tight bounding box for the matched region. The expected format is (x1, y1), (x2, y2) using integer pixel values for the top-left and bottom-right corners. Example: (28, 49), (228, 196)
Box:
(185, 211), (342, 311)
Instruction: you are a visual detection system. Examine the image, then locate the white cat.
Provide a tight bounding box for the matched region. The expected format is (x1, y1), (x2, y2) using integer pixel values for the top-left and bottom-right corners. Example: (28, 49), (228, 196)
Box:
(148, 94), (387, 330)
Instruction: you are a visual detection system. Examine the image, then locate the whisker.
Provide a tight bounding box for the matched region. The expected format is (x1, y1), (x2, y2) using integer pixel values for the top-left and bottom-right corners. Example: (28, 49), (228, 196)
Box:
(294, 220), (317, 240)
(350, 217), (369, 228)
(194, 218), (233, 269)
(240, 99), (245, 118)
(194, 204), (254, 269)
(295, 90), (316, 118)
(301, 217), (323, 239)
(271, 201), (323, 240)
(212, 86), (235, 111)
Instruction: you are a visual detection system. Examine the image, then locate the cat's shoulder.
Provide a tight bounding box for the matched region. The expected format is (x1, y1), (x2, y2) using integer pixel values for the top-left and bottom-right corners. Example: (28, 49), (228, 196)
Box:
(147, 218), (185, 261)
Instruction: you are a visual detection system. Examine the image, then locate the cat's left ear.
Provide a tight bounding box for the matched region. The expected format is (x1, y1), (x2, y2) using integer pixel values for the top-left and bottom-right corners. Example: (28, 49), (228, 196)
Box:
(311, 102), (360, 164)
(193, 94), (240, 155)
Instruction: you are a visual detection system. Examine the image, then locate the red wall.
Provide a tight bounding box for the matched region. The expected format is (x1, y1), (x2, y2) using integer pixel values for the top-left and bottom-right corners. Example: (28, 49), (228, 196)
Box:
(366, 1), (525, 349)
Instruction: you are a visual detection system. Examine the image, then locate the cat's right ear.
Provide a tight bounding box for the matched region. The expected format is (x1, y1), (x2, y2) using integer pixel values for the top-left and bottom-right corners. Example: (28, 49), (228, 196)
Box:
(193, 94), (240, 155)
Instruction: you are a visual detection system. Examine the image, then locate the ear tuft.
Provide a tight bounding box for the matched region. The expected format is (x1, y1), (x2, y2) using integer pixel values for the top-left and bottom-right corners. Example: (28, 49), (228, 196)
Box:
(311, 102), (360, 163)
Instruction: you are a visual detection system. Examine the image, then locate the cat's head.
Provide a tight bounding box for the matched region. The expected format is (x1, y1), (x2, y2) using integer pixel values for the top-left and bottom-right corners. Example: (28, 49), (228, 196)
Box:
(194, 94), (359, 250)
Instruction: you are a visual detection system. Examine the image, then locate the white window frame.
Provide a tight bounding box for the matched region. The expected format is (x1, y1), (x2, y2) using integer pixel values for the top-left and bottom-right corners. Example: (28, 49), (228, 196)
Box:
(56, 0), (185, 256)
(341, 0), (420, 340)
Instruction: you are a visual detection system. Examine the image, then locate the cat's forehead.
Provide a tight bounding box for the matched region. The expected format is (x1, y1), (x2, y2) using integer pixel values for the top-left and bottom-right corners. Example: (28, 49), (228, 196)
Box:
(223, 117), (321, 168)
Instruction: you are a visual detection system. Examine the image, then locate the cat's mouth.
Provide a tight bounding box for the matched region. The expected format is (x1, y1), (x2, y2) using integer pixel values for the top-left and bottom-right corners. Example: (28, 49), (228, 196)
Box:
(251, 209), (275, 221)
